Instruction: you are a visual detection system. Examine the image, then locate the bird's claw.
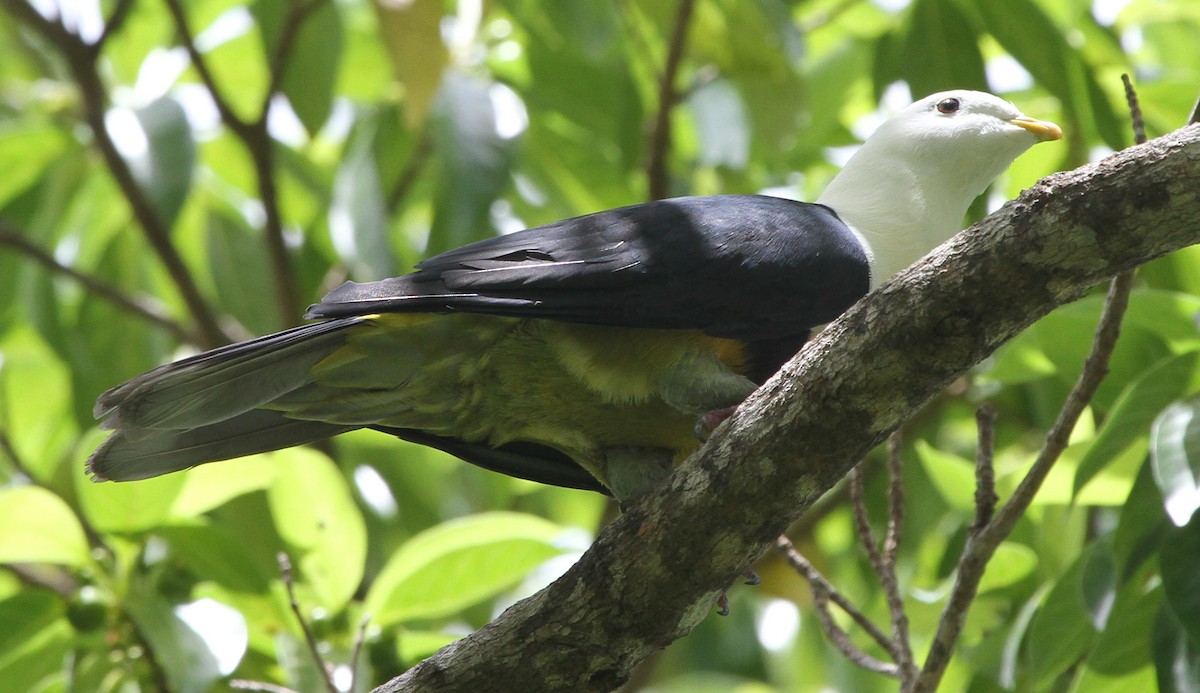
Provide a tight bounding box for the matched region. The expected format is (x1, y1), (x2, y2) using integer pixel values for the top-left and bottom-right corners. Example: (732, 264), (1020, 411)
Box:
(694, 405), (739, 441)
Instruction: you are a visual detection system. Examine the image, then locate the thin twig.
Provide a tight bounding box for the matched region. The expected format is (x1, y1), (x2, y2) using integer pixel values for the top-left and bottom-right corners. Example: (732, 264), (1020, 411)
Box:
(386, 129), (434, 212)
(2, 0), (231, 348)
(0, 224), (195, 343)
(260, 0), (326, 116)
(776, 535), (900, 674)
(848, 465), (882, 568)
(162, 0), (307, 326)
(798, 0), (866, 33)
(349, 614), (371, 690)
(973, 406), (998, 529)
(278, 553), (339, 693)
(882, 433), (917, 684)
(96, 0), (135, 50)
(912, 79), (1149, 693)
(882, 433), (904, 567)
(645, 0), (695, 201)
(249, 0), (326, 326)
(1121, 75), (1146, 145)
(230, 681), (303, 693)
(161, 0), (253, 137)
(915, 273), (1135, 693)
(0, 428), (109, 549)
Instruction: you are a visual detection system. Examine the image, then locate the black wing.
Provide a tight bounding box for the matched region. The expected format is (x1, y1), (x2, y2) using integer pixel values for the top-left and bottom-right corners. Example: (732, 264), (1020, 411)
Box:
(306, 195), (869, 343)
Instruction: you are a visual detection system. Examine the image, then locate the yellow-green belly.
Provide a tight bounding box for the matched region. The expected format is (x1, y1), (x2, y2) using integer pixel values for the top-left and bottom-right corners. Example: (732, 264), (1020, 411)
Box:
(271, 313), (757, 487)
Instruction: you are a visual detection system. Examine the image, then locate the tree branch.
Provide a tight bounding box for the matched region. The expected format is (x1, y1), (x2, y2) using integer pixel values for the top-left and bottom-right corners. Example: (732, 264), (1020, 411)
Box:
(645, 0), (695, 201)
(0, 222), (195, 343)
(2, 0), (231, 348)
(776, 535), (899, 668)
(371, 125), (1200, 692)
(162, 0), (311, 327)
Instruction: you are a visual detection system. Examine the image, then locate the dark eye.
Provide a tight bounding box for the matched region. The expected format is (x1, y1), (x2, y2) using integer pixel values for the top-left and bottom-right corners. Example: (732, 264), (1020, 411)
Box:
(936, 97), (961, 114)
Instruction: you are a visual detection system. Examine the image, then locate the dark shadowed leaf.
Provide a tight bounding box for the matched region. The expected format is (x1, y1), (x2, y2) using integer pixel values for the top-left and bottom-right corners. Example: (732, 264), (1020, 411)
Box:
(427, 70), (518, 255)
(264, 0), (344, 135)
(129, 97), (196, 228)
(329, 108), (395, 280)
(1153, 604), (1200, 693)
(901, 0), (988, 96)
(0, 592), (69, 693)
(1027, 548), (1096, 685)
(1076, 351), (1200, 494)
(124, 574), (222, 693)
(1082, 537), (1118, 630)
(1161, 512), (1200, 647)
(1113, 459), (1168, 579)
(157, 522), (275, 594)
(206, 207), (279, 335)
(1089, 579), (1160, 676)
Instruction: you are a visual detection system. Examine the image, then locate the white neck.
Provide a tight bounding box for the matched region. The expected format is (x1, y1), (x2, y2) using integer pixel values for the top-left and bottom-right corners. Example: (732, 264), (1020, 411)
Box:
(817, 132), (1024, 287)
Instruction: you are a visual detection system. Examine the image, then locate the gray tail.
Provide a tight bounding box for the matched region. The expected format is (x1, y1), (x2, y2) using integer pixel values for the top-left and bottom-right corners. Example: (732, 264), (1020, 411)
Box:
(88, 318), (364, 481)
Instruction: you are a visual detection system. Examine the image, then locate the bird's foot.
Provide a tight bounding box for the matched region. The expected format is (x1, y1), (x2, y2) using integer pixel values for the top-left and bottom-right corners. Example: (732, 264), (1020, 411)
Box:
(715, 567), (762, 616)
(694, 405), (739, 441)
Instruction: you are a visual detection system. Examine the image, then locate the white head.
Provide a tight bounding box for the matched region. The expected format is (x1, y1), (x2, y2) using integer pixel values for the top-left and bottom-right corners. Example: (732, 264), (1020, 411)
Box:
(817, 90), (1061, 284)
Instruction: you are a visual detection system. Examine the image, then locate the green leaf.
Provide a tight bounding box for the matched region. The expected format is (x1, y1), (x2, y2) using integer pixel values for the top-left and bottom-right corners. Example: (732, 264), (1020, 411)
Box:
(900, 0), (987, 96)
(427, 70), (518, 255)
(914, 440), (976, 511)
(75, 452), (188, 533)
(975, 0), (1124, 149)
(0, 128), (68, 208)
(1027, 548), (1098, 686)
(0, 486), (90, 566)
(1081, 537), (1117, 630)
(979, 542), (1038, 593)
(124, 574), (222, 693)
(1076, 351), (1200, 495)
(275, 631), (329, 693)
(0, 591), (65, 657)
(0, 328), (77, 481)
(329, 109), (395, 280)
(170, 453), (278, 519)
(72, 230), (165, 425)
(1151, 398), (1200, 526)
(364, 512), (567, 627)
(267, 447), (366, 612)
(206, 207), (279, 335)
(1153, 603), (1200, 693)
(688, 79), (750, 169)
(156, 523), (274, 594)
(0, 601), (71, 693)
(263, 0), (344, 135)
(374, 0), (449, 128)
(1161, 512), (1200, 647)
(1089, 581), (1160, 676)
(129, 97), (196, 228)
(1113, 459), (1168, 579)
(396, 628), (460, 663)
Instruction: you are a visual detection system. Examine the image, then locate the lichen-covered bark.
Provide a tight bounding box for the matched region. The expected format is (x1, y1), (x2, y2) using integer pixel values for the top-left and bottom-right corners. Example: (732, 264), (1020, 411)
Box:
(373, 125), (1200, 693)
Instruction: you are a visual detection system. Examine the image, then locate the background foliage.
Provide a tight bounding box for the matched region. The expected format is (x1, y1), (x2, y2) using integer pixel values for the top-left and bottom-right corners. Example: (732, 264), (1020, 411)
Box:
(0, 0), (1198, 691)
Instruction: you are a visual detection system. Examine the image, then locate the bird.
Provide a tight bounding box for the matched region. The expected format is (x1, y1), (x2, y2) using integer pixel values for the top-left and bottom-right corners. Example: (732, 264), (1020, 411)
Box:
(88, 90), (1061, 502)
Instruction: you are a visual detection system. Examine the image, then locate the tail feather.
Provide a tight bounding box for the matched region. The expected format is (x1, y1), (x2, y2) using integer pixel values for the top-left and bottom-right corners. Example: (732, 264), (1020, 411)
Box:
(88, 409), (355, 481)
(95, 318), (365, 431)
(90, 318), (367, 481)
